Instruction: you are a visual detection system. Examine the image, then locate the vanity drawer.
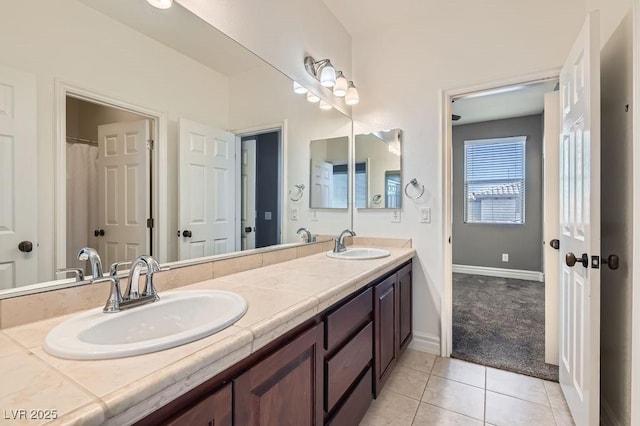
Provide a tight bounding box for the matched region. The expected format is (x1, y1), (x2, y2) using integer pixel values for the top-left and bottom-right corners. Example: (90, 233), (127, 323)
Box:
(325, 321), (373, 412)
(327, 367), (373, 426)
(325, 287), (372, 351)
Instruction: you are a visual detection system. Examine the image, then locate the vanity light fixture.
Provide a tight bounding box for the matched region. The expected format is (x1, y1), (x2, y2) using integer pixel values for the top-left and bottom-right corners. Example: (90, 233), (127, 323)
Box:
(319, 100), (332, 110)
(146, 0), (173, 9)
(345, 81), (359, 105)
(333, 72), (348, 97)
(307, 91), (320, 103)
(293, 81), (308, 94)
(304, 56), (336, 87)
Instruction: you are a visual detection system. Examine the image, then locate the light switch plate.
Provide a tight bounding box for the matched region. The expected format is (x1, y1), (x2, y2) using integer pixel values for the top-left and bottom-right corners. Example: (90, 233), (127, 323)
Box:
(290, 207), (298, 221)
(311, 210), (319, 221)
(391, 210), (401, 223)
(264, 211), (272, 220)
(420, 207), (431, 223)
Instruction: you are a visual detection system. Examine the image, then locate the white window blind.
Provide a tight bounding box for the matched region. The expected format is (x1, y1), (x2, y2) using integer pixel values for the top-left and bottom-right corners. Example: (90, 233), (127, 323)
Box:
(464, 136), (526, 224)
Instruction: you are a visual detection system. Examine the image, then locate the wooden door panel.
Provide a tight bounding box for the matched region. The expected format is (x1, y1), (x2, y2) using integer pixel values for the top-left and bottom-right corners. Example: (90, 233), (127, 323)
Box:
(166, 383), (232, 426)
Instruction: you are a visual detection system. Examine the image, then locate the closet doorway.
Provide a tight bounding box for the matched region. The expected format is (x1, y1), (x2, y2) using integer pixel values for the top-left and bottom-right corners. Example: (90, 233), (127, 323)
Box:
(64, 95), (154, 271)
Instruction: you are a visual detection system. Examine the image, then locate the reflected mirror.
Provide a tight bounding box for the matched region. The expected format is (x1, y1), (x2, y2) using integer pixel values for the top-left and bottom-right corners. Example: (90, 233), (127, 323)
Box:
(354, 129), (403, 209)
(0, 0), (352, 294)
(309, 136), (349, 209)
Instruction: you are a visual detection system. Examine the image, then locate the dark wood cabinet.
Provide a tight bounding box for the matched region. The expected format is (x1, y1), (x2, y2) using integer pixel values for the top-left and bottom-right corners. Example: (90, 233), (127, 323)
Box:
(234, 324), (323, 426)
(165, 383), (232, 426)
(397, 263), (413, 352)
(373, 274), (398, 396)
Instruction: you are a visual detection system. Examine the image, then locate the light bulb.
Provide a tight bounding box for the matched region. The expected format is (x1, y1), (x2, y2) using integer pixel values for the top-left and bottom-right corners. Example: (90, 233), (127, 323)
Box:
(333, 74), (348, 97)
(293, 81), (307, 94)
(146, 0), (173, 9)
(319, 100), (332, 110)
(319, 62), (336, 88)
(307, 91), (320, 103)
(345, 82), (359, 105)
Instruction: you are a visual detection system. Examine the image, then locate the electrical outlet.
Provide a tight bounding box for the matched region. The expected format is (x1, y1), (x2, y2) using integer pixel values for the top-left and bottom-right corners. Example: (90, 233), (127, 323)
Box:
(502, 253), (509, 262)
(290, 207), (298, 221)
(391, 210), (401, 223)
(264, 211), (272, 220)
(311, 210), (319, 221)
(420, 207), (431, 223)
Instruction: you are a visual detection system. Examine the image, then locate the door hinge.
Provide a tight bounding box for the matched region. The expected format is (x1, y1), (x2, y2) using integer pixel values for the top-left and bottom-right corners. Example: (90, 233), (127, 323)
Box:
(146, 139), (154, 150)
(147, 218), (154, 229)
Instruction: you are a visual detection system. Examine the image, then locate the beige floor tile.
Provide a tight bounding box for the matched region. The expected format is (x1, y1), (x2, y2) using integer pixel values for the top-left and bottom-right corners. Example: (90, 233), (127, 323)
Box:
(412, 403), (483, 425)
(431, 357), (485, 388)
(421, 376), (484, 421)
(485, 391), (555, 426)
(543, 381), (570, 410)
(398, 349), (436, 374)
(553, 407), (575, 426)
(486, 367), (549, 406)
(360, 388), (420, 426)
(384, 366), (429, 400)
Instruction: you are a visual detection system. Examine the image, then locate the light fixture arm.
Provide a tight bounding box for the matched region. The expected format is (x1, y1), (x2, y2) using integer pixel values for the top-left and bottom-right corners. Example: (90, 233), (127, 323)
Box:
(304, 56), (330, 77)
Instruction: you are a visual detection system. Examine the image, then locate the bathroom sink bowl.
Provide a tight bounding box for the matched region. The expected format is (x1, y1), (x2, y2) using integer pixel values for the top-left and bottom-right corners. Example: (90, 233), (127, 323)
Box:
(44, 290), (247, 360)
(326, 247), (391, 260)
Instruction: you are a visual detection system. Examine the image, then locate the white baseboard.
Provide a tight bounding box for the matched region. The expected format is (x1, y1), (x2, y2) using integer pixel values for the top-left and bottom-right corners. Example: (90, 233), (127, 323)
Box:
(408, 331), (440, 355)
(453, 264), (544, 282)
(601, 398), (623, 426)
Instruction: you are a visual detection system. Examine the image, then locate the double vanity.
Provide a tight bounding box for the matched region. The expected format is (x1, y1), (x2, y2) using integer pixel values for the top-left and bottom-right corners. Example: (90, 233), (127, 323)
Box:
(0, 238), (414, 425)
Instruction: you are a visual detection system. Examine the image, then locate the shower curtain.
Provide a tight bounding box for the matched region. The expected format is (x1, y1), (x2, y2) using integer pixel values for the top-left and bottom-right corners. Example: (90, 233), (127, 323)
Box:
(66, 143), (99, 269)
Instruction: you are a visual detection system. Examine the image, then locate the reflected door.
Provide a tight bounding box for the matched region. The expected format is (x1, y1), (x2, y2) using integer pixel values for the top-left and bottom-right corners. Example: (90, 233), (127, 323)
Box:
(179, 118), (237, 260)
(558, 11), (601, 425)
(241, 139), (256, 250)
(96, 119), (150, 269)
(0, 65), (37, 289)
(310, 160), (333, 208)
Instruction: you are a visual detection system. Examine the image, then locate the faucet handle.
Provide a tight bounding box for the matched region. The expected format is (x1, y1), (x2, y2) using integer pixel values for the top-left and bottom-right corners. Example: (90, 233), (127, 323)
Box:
(56, 267), (85, 282)
(109, 261), (132, 277)
(93, 277), (123, 313)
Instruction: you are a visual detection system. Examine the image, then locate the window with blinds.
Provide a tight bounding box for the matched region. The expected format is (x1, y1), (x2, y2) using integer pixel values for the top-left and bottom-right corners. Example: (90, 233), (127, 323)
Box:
(464, 136), (526, 224)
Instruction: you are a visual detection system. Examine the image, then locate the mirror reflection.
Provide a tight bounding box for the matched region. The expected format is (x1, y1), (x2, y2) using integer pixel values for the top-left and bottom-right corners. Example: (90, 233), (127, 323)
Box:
(0, 0), (352, 293)
(354, 129), (403, 209)
(309, 136), (349, 209)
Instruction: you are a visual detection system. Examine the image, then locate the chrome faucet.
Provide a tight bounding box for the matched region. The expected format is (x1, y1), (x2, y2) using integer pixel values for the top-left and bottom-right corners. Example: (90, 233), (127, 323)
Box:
(334, 229), (356, 253)
(297, 227), (316, 243)
(125, 255), (161, 302)
(77, 247), (103, 279)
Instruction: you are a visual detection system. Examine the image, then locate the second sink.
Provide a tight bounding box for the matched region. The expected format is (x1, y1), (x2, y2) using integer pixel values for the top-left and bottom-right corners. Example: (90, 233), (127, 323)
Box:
(326, 247), (391, 260)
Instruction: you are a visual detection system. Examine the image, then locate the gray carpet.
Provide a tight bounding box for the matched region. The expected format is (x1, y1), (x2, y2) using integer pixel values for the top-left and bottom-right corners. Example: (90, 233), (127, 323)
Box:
(452, 273), (559, 382)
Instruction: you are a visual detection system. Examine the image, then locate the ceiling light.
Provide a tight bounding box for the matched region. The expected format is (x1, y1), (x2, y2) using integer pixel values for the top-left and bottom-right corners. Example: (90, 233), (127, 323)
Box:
(293, 81), (308, 94)
(307, 91), (320, 103)
(319, 100), (332, 110)
(345, 82), (359, 105)
(146, 0), (173, 9)
(333, 72), (348, 97)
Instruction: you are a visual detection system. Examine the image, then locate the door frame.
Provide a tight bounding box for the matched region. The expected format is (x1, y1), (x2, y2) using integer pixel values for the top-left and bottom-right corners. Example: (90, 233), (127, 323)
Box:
(54, 81), (168, 270)
(440, 68), (561, 357)
(231, 121), (287, 251)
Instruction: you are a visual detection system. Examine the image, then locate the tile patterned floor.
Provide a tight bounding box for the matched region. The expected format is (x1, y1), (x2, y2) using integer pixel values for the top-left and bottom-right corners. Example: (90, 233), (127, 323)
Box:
(360, 350), (575, 426)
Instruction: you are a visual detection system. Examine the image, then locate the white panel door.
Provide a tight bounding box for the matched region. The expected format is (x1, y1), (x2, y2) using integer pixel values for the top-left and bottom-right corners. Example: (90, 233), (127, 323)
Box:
(179, 118), (236, 260)
(0, 65), (37, 289)
(310, 160), (333, 208)
(96, 119), (150, 270)
(559, 11), (600, 426)
(241, 139), (256, 250)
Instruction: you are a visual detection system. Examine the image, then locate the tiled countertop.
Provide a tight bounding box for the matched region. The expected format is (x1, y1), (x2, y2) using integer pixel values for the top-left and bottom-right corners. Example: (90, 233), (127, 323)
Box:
(0, 246), (415, 425)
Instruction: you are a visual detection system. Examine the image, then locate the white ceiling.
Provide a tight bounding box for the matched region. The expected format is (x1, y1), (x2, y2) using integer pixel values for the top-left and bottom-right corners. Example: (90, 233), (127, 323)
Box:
(451, 81), (558, 126)
(79, 0), (265, 76)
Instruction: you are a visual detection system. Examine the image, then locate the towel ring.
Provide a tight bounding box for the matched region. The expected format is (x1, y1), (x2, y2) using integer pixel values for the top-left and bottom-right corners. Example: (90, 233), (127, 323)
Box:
(404, 178), (425, 200)
(288, 184), (305, 201)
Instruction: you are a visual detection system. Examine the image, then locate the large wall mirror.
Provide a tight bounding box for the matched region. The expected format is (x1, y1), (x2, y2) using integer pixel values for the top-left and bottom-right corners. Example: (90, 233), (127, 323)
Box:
(309, 136), (349, 209)
(0, 0), (352, 295)
(354, 129), (403, 209)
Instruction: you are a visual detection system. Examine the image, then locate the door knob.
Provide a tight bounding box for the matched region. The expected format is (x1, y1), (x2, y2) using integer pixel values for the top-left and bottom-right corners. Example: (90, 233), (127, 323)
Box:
(566, 252), (589, 268)
(94, 229), (105, 237)
(18, 241), (33, 253)
(602, 254), (620, 270)
(244, 227), (253, 233)
(550, 239), (560, 250)
(182, 230), (192, 238)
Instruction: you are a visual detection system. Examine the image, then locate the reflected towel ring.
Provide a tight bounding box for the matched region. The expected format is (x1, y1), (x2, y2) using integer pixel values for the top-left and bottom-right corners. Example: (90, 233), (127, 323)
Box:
(404, 178), (425, 200)
(288, 184), (305, 201)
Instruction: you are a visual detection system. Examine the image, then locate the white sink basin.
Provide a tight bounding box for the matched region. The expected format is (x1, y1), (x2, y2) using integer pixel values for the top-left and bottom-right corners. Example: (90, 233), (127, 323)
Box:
(44, 290), (247, 360)
(326, 247), (391, 260)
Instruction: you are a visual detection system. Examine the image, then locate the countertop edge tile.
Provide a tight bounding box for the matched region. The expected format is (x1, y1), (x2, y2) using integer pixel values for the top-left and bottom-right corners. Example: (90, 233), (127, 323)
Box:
(48, 399), (106, 426)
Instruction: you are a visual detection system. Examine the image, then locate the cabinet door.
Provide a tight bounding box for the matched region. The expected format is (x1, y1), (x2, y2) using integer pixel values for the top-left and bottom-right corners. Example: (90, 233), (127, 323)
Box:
(166, 383), (232, 426)
(235, 324), (323, 426)
(397, 263), (412, 352)
(374, 274), (398, 396)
